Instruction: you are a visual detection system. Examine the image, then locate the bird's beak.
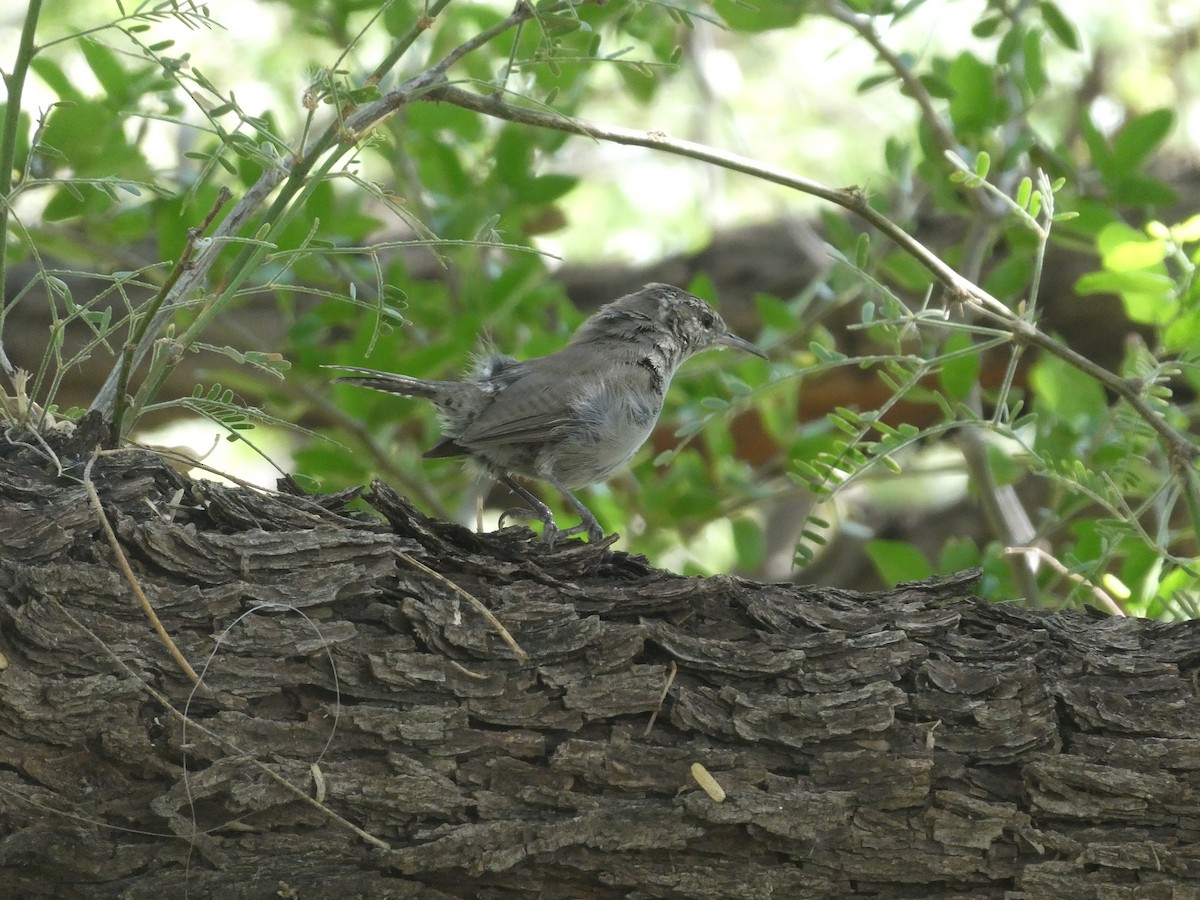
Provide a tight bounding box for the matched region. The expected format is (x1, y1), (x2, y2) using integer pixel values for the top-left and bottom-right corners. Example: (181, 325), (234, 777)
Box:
(719, 332), (768, 359)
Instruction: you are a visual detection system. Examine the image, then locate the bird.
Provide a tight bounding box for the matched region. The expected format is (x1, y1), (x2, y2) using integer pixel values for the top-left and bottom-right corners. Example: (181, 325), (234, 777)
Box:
(325, 282), (766, 545)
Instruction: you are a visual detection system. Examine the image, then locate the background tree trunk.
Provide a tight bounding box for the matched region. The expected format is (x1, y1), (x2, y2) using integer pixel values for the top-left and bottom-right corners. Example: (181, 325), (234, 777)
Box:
(0, 443), (1197, 899)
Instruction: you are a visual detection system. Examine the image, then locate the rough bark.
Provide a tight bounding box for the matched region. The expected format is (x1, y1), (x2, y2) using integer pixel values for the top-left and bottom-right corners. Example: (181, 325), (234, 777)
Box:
(0, 443), (1197, 899)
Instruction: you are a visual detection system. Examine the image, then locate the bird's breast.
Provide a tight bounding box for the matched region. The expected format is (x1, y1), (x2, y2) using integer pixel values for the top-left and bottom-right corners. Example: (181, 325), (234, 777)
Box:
(545, 374), (666, 488)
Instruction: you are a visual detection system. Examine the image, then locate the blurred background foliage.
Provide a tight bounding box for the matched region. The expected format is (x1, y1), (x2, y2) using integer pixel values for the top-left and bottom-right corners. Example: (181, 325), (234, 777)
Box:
(3, 0), (1200, 617)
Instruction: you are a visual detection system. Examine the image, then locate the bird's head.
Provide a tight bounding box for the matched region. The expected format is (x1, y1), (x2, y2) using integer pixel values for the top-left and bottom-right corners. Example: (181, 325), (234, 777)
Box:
(575, 283), (766, 360)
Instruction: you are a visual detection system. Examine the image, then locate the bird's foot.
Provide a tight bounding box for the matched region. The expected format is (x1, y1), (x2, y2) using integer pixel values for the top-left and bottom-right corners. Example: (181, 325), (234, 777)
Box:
(499, 475), (606, 547)
(551, 515), (605, 545)
(501, 510), (603, 546)
(498, 506), (539, 530)
(499, 505), (565, 546)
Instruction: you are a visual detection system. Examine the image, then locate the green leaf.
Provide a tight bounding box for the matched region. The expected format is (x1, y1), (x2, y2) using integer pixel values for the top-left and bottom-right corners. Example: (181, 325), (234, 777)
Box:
(1076, 266), (1177, 326)
(405, 101), (485, 143)
(346, 85), (382, 104)
(972, 15), (1004, 38)
(810, 342), (847, 363)
(1107, 238), (1168, 271)
(938, 332), (981, 401)
(713, 0), (808, 32)
(39, 99), (151, 181)
(1106, 283), (1178, 325)
(1022, 28), (1047, 95)
(29, 57), (85, 104)
(997, 24), (1023, 66)
(1164, 314), (1200, 353)
(985, 442), (1024, 487)
(43, 184), (99, 221)
(732, 518), (766, 570)
(855, 232), (870, 269)
(800, 528), (828, 546)
(983, 252), (1033, 301)
(521, 173), (578, 204)
(1112, 109), (1175, 175)
(974, 151), (991, 178)
(1028, 191), (1043, 220)
(1081, 111), (1114, 175)
(866, 539), (934, 586)
(946, 52), (1002, 135)
(883, 136), (911, 177)
(918, 72), (955, 99)
(1108, 174), (1176, 207)
(755, 294), (796, 332)
(858, 72), (898, 94)
(1015, 176), (1033, 210)
(81, 39), (131, 104)
(1029, 353), (1107, 430)
(1173, 214), (1200, 243)
(939, 537), (981, 573)
(536, 11), (585, 38)
(1096, 222), (1168, 271)
(881, 250), (935, 291)
(493, 126), (532, 188)
(1039, 0), (1080, 50)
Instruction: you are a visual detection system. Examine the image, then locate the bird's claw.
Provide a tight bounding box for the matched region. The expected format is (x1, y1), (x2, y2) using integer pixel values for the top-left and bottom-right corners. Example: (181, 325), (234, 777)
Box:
(498, 506), (564, 547)
(548, 517), (604, 545)
(498, 506), (538, 530)
(497, 504), (603, 547)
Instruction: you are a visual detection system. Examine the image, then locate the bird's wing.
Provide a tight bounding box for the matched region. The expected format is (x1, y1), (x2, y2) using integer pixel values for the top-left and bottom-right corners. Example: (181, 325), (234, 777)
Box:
(456, 369), (583, 447)
(456, 346), (660, 448)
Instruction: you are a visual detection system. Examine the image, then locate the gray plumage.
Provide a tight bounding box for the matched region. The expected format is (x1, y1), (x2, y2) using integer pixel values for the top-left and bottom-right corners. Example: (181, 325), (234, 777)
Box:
(326, 282), (766, 545)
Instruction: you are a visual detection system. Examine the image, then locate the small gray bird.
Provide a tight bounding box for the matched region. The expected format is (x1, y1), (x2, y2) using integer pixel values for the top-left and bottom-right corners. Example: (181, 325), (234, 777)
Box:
(326, 283), (766, 545)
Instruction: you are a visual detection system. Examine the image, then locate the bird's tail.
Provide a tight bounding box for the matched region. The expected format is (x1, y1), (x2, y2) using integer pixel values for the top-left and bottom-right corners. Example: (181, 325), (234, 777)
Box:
(322, 365), (457, 403)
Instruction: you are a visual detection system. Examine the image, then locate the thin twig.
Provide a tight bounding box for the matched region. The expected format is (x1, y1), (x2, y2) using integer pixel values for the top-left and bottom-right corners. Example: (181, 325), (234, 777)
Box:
(644, 660), (677, 738)
(0, 0), (44, 376)
(82, 452), (201, 684)
(89, 162), (290, 414)
(822, 2), (964, 179)
(110, 186), (233, 442)
(1002, 545), (1126, 616)
(959, 421), (1043, 604)
(395, 549), (528, 661)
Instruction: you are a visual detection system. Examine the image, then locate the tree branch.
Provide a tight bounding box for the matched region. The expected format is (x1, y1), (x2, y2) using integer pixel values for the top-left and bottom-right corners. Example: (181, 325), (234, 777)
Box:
(0, 0), (46, 379)
(87, 0), (540, 422)
(423, 83), (1199, 467)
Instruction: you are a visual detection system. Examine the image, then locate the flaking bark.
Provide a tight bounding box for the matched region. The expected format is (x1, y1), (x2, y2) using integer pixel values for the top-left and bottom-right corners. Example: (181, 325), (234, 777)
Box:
(0, 444), (1197, 898)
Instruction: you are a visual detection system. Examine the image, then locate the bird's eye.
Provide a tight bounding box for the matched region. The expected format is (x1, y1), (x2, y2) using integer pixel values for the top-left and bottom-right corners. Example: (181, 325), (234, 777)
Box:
(701, 311), (715, 329)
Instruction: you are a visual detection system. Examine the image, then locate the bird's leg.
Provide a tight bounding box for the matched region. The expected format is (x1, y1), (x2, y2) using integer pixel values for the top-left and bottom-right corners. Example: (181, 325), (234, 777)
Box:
(498, 475), (562, 545)
(542, 473), (605, 543)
